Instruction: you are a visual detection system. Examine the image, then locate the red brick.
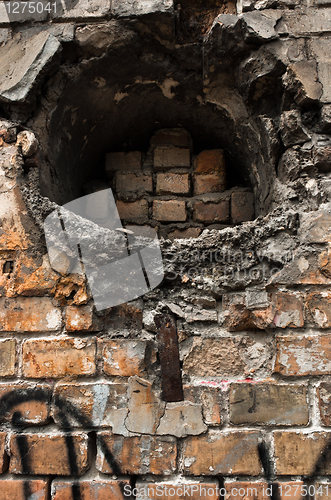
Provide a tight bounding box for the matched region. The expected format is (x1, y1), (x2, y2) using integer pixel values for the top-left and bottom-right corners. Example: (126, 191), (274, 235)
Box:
(274, 334), (331, 376)
(182, 431), (262, 475)
(231, 191), (255, 223)
(0, 480), (49, 500)
(224, 481), (269, 500)
(52, 480), (130, 500)
(154, 147), (190, 169)
(0, 383), (51, 424)
(10, 432), (89, 475)
(0, 297), (62, 332)
(65, 305), (99, 332)
(194, 174), (226, 195)
(96, 434), (177, 475)
(105, 151), (141, 176)
(156, 173), (190, 195)
(222, 293), (274, 331)
(306, 292), (331, 328)
(151, 128), (191, 148)
(116, 172), (153, 194)
(312, 482), (331, 500)
(0, 432), (8, 472)
(153, 200), (186, 222)
(193, 200), (229, 223)
(101, 339), (148, 376)
(135, 481), (219, 500)
(274, 431), (331, 475)
(116, 199), (148, 222)
(0, 339), (16, 377)
(52, 382), (128, 432)
(229, 383), (309, 426)
(22, 337), (96, 378)
(317, 382), (331, 425)
(195, 149), (226, 175)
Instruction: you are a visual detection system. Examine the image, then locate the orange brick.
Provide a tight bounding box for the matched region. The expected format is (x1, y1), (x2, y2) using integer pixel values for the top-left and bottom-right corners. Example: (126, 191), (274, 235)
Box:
(195, 149), (226, 174)
(224, 481), (269, 500)
(135, 481), (219, 500)
(229, 383), (309, 426)
(0, 480), (49, 500)
(105, 151), (141, 176)
(116, 172), (153, 194)
(52, 480), (130, 500)
(116, 199), (148, 222)
(274, 431), (331, 475)
(194, 174), (226, 195)
(274, 334), (331, 376)
(182, 431), (262, 475)
(156, 173), (190, 195)
(10, 433), (89, 475)
(0, 432), (8, 473)
(154, 147), (190, 169)
(52, 382), (128, 431)
(65, 305), (98, 332)
(96, 434), (177, 475)
(0, 383), (51, 424)
(0, 297), (62, 332)
(101, 339), (148, 376)
(306, 292), (331, 328)
(153, 200), (186, 222)
(273, 292), (304, 328)
(0, 339), (16, 377)
(231, 191), (255, 223)
(22, 337), (96, 378)
(317, 382), (331, 425)
(312, 482), (331, 500)
(193, 200), (229, 223)
(151, 128), (191, 148)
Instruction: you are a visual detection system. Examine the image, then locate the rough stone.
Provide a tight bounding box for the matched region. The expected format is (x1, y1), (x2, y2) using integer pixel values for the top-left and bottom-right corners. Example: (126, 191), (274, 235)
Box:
(283, 62), (322, 105)
(125, 376), (165, 434)
(75, 21), (135, 57)
(112, 0), (174, 17)
(157, 401), (207, 437)
(279, 110), (310, 148)
(16, 130), (38, 157)
(0, 32), (61, 103)
(96, 434), (177, 475)
(230, 383), (309, 425)
(242, 10), (280, 41)
(182, 431), (262, 475)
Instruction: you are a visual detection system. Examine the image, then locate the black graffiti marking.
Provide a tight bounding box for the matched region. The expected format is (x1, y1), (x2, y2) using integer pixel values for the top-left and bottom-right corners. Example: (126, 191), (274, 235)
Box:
(0, 389), (125, 500)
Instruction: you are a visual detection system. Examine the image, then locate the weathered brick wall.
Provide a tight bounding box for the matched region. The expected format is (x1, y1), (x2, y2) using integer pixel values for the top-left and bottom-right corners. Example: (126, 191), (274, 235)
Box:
(1, 0), (331, 498)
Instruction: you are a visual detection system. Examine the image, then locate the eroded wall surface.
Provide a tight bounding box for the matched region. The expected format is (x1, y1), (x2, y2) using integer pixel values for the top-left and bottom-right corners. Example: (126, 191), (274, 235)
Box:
(1, 0), (331, 499)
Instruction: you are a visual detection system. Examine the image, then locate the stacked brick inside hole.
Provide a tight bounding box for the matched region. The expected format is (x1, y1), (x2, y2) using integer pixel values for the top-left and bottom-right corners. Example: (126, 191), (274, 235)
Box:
(104, 129), (255, 239)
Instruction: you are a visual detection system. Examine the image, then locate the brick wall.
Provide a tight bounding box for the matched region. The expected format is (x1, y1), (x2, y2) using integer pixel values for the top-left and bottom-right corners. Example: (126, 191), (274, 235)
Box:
(1, 0), (331, 497)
